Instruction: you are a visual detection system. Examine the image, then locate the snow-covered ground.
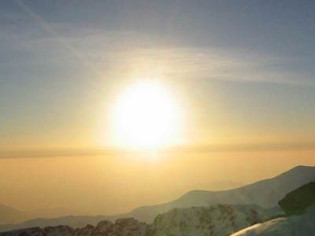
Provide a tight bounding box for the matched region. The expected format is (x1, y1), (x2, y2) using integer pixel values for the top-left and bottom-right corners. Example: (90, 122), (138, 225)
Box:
(231, 205), (315, 236)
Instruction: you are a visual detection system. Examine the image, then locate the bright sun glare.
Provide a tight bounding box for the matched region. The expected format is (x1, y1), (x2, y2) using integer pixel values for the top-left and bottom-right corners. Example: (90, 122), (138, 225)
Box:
(111, 82), (180, 149)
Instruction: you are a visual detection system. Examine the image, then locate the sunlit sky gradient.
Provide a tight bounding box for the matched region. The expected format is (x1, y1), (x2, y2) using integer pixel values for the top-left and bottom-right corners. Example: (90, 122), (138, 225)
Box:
(0, 0), (315, 214)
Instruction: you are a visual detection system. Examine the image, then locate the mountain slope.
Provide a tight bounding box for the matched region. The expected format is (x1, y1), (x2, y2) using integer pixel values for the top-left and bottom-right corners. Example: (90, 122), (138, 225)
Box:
(0, 204), (87, 226)
(127, 165), (315, 222)
(0, 204), (27, 224)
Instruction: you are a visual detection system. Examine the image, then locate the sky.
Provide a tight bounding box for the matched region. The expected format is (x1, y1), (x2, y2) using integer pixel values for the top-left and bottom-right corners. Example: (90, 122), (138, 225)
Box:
(0, 0), (315, 215)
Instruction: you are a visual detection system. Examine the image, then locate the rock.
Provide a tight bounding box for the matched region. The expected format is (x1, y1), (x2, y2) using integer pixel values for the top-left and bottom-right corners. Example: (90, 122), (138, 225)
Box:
(149, 204), (279, 236)
(278, 181), (315, 215)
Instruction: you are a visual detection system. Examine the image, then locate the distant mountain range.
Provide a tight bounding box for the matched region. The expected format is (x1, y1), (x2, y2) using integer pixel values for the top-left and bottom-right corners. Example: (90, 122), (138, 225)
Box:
(0, 205), (84, 226)
(2, 177), (315, 236)
(123, 165), (315, 222)
(0, 204), (25, 225)
(2, 186), (314, 236)
(0, 165), (314, 232)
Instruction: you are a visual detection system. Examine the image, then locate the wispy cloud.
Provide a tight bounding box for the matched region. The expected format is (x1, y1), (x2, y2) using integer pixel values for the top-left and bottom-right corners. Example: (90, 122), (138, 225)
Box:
(39, 38), (315, 87)
(1, 142), (315, 159)
(3, 0), (313, 87)
(13, 29), (314, 87)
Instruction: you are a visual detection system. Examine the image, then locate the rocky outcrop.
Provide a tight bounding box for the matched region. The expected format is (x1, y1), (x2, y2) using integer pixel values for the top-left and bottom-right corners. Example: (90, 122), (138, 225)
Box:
(278, 181), (315, 215)
(0, 205), (281, 236)
(148, 204), (280, 236)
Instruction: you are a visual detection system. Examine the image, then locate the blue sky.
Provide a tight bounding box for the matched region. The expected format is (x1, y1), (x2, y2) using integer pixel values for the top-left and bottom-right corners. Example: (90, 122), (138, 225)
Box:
(0, 0), (315, 150)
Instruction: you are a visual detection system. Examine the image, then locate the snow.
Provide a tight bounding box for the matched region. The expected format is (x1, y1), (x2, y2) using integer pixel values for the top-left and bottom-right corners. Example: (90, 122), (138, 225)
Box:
(231, 205), (315, 236)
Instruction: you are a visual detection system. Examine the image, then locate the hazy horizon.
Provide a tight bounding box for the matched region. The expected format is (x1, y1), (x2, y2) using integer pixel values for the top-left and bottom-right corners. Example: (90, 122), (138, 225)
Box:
(1, 151), (315, 216)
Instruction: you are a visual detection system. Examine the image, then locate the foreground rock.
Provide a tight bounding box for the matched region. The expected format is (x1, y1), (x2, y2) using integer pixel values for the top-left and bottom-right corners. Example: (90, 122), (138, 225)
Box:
(278, 181), (315, 215)
(231, 182), (315, 236)
(230, 205), (315, 236)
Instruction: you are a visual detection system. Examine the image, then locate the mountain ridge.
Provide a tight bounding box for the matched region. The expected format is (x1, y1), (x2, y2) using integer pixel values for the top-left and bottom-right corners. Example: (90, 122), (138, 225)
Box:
(126, 165), (315, 222)
(131, 165), (314, 210)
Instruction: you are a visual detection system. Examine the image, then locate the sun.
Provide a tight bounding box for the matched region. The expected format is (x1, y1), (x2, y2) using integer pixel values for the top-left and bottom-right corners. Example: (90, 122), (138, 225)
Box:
(111, 82), (181, 149)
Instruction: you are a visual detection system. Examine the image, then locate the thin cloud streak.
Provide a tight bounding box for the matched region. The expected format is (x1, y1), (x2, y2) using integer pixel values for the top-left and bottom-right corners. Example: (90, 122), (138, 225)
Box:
(14, 0), (104, 77)
(6, 2), (314, 88)
(1, 142), (315, 159)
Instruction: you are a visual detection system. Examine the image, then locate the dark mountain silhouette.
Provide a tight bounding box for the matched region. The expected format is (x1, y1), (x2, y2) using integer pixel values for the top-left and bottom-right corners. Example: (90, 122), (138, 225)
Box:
(278, 181), (315, 215)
